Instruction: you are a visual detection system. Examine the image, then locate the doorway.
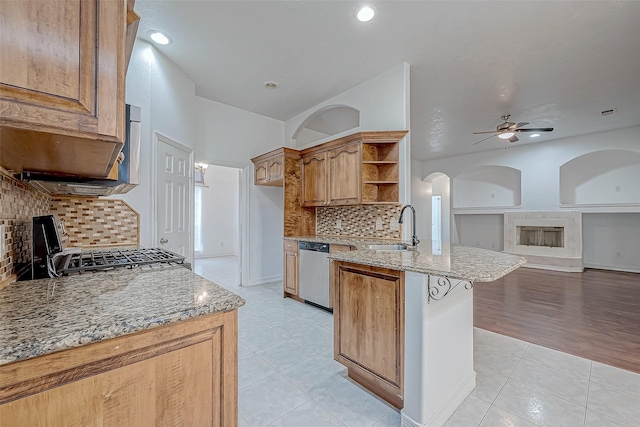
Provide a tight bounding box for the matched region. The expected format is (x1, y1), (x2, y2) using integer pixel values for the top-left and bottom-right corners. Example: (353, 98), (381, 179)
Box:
(155, 133), (193, 261)
(193, 164), (242, 287)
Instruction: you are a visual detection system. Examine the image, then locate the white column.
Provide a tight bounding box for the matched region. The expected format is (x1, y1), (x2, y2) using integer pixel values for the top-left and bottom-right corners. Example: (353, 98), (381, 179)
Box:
(402, 272), (475, 427)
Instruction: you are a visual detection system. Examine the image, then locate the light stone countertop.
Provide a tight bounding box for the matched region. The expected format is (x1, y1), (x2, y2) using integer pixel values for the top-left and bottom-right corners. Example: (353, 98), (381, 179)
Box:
(0, 264), (244, 366)
(287, 236), (526, 282)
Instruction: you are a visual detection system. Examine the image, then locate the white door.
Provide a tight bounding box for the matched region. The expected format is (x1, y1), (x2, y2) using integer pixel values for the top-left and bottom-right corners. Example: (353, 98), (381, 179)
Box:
(156, 136), (192, 259)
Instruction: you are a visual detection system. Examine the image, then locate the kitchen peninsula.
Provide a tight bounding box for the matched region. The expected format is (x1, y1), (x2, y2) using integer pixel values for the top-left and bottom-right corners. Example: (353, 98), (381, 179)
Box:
(288, 236), (525, 427)
(0, 264), (244, 426)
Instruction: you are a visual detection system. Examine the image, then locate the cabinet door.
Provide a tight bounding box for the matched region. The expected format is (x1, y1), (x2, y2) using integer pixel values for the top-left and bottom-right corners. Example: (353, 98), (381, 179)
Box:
(254, 161), (269, 185)
(333, 263), (404, 408)
(0, 0), (126, 142)
(301, 152), (328, 207)
(328, 144), (361, 205)
(0, 340), (220, 427)
(283, 250), (299, 295)
(267, 156), (283, 182)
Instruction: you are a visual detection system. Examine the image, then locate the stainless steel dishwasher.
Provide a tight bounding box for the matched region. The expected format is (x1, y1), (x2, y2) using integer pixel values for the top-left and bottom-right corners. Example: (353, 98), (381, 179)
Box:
(298, 241), (331, 311)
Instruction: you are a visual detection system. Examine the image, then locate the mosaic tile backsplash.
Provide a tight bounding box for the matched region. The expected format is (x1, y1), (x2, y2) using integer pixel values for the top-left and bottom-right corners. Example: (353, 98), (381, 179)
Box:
(0, 172), (51, 284)
(316, 204), (402, 239)
(50, 198), (139, 248)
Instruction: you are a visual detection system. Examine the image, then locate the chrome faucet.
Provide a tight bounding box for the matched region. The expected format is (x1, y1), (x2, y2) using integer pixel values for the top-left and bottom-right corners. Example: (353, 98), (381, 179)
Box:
(398, 205), (420, 247)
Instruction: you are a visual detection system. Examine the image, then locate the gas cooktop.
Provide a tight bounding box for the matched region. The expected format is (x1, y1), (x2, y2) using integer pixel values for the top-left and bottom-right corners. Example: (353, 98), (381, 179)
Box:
(54, 248), (186, 275)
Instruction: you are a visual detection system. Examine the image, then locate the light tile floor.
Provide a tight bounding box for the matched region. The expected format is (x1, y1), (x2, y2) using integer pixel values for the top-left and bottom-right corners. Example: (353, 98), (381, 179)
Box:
(195, 256), (239, 287)
(195, 270), (640, 427)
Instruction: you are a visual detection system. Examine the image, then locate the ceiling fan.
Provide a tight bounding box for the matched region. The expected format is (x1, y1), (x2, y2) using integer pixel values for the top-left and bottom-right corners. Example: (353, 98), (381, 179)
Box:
(472, 114), (554, 145)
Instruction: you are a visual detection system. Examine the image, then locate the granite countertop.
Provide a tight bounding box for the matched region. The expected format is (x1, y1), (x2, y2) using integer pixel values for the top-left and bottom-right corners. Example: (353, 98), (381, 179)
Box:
(0, 264), (244, 366)
(287, 236), (526, 282)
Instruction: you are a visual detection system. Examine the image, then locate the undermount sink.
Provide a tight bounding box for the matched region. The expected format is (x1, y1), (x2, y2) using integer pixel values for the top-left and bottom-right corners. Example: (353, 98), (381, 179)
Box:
(368, 244), (411, 252)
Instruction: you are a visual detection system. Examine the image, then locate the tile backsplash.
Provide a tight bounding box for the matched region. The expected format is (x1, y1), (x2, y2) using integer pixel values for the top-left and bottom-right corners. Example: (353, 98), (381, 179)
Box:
(0, 172), (51, 285)
(50, 197), (139, 248)
(0, 169), (141, 287)
(316, 204), (402, 239)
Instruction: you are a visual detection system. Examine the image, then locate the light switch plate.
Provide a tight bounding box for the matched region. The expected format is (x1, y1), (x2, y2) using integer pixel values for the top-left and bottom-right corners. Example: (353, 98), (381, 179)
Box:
(390, 219), (400, 231)
(375, 219), (383, 230)
(335, 219), (342, 229)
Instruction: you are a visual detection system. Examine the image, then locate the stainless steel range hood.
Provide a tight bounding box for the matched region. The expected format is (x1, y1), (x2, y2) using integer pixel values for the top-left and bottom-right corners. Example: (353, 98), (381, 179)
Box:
(19, 105), (141, 197)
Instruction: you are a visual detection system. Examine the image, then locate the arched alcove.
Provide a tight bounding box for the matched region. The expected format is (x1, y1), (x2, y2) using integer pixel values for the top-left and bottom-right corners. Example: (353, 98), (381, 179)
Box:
(292, 105), (360, 146)
(452, 165), (522, 209)
(560, 150), (640, 205)
(424, 172), (452, 243)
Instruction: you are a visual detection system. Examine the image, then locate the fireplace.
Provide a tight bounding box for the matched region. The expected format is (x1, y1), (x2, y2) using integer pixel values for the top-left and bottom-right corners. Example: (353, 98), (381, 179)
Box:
(504, 211), (582, 272)
(517, 226), (564, 248)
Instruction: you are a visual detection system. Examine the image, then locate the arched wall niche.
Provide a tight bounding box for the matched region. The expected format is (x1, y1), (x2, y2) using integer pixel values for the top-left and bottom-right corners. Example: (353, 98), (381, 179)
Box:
(559, 149), (640, 205)
(292, 105), (360, 147)
(452, 165), (522, 209)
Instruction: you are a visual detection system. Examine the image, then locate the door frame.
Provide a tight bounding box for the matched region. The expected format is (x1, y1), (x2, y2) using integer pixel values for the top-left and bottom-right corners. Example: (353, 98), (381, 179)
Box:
(151, 132), (194, 264)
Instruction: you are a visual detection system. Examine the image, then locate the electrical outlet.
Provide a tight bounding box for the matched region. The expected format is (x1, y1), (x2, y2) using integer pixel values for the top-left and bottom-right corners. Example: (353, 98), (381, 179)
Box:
(375, 219), (383, 230)
(615, 185), (621, 192)
(491, 193), (495, 199)
(616, 251), (623, 258)
(390, 219), (400, 231)
(335, 219), (342, 229)
(221, 242), (224, 247)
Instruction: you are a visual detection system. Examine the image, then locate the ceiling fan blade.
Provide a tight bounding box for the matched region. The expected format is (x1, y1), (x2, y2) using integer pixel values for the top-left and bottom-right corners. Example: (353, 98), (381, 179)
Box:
(515, 128), (554, 132)
(472, 131), (499, 135)
(508, 135), (519, 143)
(514, 122), (529, 129)
(472, 134), (497, 145)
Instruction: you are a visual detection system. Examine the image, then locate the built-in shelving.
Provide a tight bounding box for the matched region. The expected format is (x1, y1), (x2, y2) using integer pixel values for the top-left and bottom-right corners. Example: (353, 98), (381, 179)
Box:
(361, 140), (400, 204)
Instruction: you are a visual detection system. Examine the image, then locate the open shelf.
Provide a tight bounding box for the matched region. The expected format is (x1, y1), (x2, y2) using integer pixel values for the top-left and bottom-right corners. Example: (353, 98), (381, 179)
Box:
(361, 141), (400, 204)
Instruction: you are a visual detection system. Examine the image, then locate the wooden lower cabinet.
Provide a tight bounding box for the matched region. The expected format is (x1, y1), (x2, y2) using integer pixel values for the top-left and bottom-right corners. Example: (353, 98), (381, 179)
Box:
(0, 310), (238, 427)
(283, 239), (299, 296)
(332, 261), (404, 408)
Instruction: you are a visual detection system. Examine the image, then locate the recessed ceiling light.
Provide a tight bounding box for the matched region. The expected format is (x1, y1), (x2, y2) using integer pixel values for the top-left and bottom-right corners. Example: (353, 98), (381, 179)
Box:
(530, 133), (541, 138)
(149, 30), (172, 45)
(356, 6), (375, 22)
(264, 81), (279, 89)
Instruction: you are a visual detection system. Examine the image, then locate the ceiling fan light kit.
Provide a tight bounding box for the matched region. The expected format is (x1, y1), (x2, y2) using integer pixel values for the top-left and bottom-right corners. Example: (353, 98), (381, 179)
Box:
(472, 114), (554, 145)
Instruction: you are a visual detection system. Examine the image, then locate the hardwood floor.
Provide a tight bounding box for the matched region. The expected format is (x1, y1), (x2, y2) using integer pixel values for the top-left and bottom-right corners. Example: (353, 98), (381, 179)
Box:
(474, 267), (640, 374)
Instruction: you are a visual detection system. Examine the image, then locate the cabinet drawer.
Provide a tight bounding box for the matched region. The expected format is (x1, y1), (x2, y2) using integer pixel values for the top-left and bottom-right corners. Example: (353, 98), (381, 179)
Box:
(283, 240), (298, 252)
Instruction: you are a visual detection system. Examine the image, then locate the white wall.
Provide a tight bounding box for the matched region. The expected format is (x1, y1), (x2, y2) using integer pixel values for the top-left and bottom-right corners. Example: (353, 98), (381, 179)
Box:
(118, 39), (196, 249)
(583, 213), (640, 273)
(456, 214), (504, 251)
(420, 126), (640, 271)
(286, 63), (411, 210)
(410, 160), (431, 243)
(195, 97), (284, 168)
(431, 175), (452, 242)
(453, 166), (521, 208)
(197, 165), (239, 258)
(194, 96), (286, 286)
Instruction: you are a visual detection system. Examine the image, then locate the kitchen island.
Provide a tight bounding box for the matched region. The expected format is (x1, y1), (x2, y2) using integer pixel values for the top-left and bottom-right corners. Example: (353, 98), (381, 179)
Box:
(0, 264), (244, 426)
(324, 239), (525, 427)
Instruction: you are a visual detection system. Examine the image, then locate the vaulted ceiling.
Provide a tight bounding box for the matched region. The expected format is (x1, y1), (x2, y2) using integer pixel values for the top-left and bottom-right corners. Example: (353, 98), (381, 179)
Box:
(136, 1), (640, 160)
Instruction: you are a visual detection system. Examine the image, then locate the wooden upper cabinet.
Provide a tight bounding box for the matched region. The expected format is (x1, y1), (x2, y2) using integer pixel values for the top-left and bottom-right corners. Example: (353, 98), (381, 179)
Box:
(328, 143), (361, 205)
(0, 0), (139, 178)
(251, 147), (298, 187)
(255, 161), (269, 185)
(267, 156), (283, 182)
(301, 152), (328, 206)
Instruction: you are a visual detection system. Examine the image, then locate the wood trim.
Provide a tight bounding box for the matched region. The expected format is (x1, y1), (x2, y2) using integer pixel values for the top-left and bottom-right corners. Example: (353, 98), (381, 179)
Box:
(300, 131), (408, 157)
(250, 147), (299, 164)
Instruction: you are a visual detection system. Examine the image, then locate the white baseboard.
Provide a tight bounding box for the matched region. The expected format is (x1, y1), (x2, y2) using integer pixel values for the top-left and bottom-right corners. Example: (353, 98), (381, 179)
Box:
(521, 263), (584, 273)
(583, 263), (640, 274)
(246, 275), (282, 287)
(401, 372), (476, 427)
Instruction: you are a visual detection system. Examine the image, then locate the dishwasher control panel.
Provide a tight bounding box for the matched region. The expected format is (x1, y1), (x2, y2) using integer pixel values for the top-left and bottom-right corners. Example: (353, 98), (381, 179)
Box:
(299, 242), (329, 253)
